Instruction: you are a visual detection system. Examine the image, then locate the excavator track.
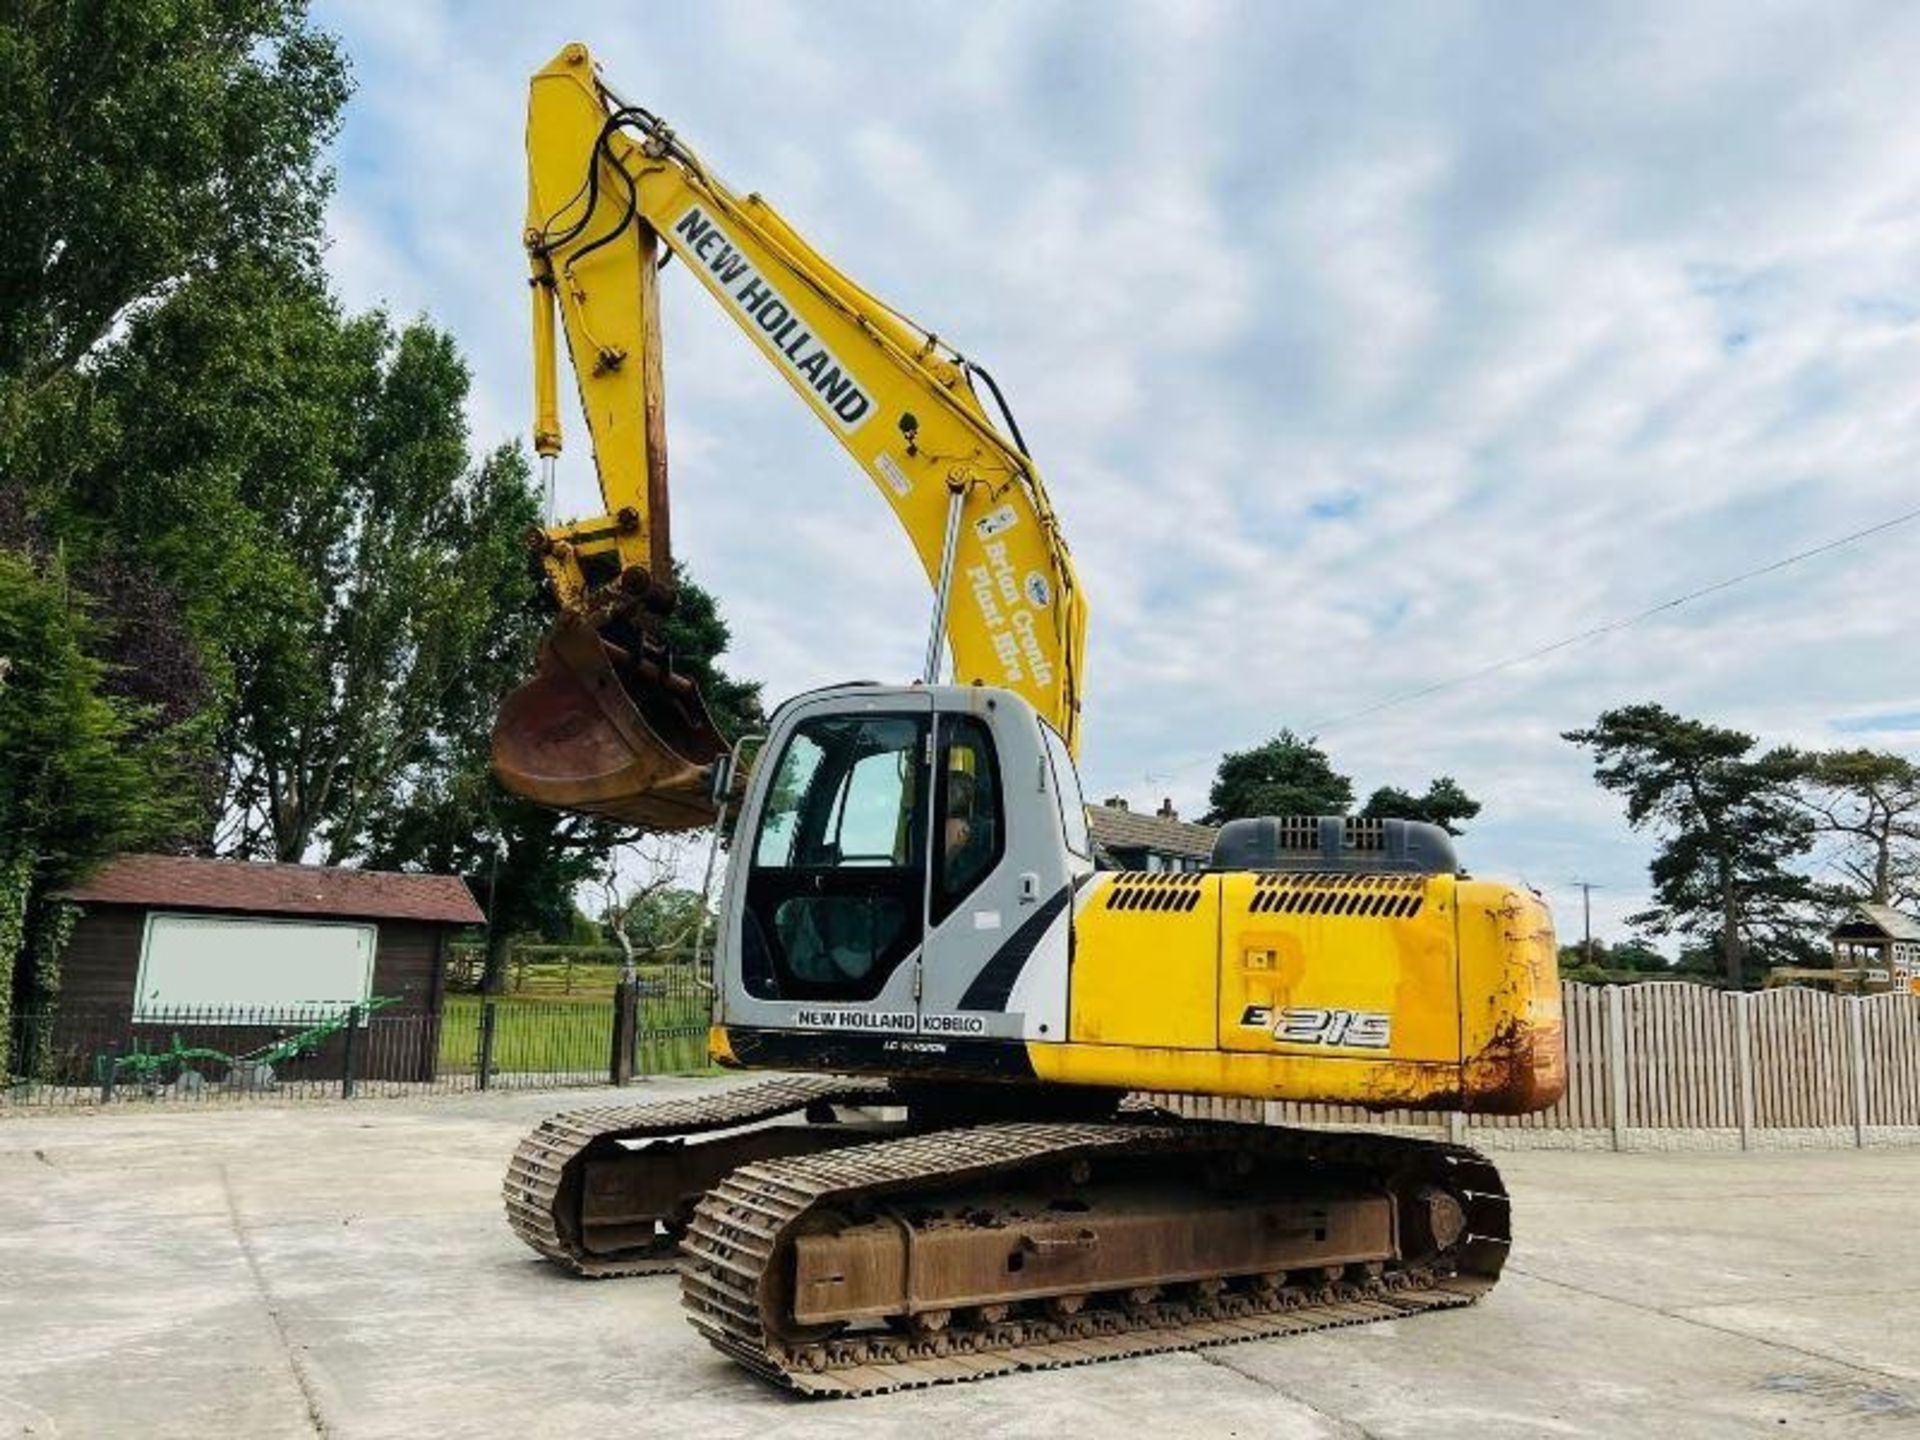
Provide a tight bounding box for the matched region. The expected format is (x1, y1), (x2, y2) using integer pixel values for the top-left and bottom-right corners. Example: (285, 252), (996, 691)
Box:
(504, 1075), (897, 1276)
(680, 1120), (1508, 1397)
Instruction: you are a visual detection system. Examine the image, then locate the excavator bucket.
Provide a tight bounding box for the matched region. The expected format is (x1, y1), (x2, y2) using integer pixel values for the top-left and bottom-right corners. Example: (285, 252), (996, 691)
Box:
(491, 614), (729, 831)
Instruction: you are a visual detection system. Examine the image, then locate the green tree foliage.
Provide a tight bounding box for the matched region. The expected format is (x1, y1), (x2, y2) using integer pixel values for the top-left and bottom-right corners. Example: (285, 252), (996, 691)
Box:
(1556, 937), (1672, 984)
(1359, 776), (1481, 835)
(0, 550), (193, 1034)
(1, 0), (352, 1030)
(1204, 732), (1482, 834)
(0, 0), (347, 399)
(0, 0), (768, 1011)
(39, 263), (547, 864)
(0, 555), (194, 868)
(661, 563), (764, 741)
(1564, 704), (1813, 987)
(1609, 938), (1672, 971)
(1788, 748), (1920, 911)
(1205, 731), (1354, 824)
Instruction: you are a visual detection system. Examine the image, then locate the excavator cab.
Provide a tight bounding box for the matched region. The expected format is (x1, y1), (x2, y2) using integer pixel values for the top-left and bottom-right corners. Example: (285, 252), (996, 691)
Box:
(716, 684), (1084, 1052)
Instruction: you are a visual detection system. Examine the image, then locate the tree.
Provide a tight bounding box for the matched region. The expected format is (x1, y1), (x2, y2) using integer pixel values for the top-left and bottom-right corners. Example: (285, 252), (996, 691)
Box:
(1205, 731), (1354, 824)
(595, 838), (710, 974)
(361, 564), (761, 995)
(1204, 731), (1482, 836)
(0, 0), (347, 401)
(1609, 938), (1673, 972)
(1789, 748), (1920, 911)
(0, 1), (768, 1009)
(1564, 704), (1814, 987)
(1, 1), (352, 1023)
(42, 265), (538, 863)
(0, 549), (194, 1046)
(1360, 776), (1481, 835)
(660, 563), (764, 741)
(1557, 937), (1672, 983)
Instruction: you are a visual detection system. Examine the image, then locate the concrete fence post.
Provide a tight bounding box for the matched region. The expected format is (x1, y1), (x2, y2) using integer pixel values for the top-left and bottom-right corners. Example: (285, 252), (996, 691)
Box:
(1734, 991), (1755, 1152)
(1446, 1111), (1466, 1146)
(1847, 996), (1870, 1149)
(1606, 984), (1628, 1152)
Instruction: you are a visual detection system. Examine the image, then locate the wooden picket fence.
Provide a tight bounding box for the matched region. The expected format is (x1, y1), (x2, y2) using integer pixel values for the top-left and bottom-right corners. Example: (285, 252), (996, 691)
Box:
(1160, 981), (1920, 1149)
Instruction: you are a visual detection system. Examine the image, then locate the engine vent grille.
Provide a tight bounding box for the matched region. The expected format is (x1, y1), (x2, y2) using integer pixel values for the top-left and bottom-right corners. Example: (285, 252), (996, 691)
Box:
(1247, 872), (1426, 918)
(1209, 815), (1456, 875)
(1103, 873), (1206, 913)
(1339, 818), (1387, 851)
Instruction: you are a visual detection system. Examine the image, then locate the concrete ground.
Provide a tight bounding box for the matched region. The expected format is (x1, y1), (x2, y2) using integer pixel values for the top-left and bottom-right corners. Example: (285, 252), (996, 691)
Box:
(2, 1080), (1917, 1440)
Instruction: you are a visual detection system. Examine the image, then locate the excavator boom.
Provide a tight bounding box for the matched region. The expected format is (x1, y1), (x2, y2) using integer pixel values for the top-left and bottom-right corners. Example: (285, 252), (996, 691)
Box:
(493, 43), (1087, 829)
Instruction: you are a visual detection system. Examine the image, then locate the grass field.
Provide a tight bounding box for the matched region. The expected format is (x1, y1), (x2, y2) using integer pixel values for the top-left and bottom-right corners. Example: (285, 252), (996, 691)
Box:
(437, 991), (711, 1077)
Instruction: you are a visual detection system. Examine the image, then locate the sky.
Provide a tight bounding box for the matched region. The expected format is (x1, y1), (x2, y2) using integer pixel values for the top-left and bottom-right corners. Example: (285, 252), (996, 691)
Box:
(313, 0), (1920, 944)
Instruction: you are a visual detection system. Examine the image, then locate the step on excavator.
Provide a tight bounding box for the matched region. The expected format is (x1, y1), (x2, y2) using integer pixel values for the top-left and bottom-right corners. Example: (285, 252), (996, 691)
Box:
(493, 43), (1566, 1397)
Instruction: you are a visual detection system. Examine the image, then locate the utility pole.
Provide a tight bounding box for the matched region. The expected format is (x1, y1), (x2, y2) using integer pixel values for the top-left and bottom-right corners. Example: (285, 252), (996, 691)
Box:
(1570, 881), (1602, 966)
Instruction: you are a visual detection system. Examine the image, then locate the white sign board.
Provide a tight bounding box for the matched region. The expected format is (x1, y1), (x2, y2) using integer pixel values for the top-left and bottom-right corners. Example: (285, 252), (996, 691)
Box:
(135, 914), (376, 1019)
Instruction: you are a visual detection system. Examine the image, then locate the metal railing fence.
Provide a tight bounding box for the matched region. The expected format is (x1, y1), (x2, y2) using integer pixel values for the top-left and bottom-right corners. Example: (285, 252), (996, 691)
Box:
(16, 977), (1912, 1142)
(3, 963), (714, 1107)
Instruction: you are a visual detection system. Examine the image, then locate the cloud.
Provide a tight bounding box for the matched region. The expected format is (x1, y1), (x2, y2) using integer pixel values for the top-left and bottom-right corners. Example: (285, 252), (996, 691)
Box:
(313, 0), (1920, 947)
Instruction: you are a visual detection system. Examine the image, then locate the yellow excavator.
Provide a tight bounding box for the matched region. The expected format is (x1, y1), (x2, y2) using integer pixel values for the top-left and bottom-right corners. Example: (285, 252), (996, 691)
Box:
(495, 44), (1565, 1398)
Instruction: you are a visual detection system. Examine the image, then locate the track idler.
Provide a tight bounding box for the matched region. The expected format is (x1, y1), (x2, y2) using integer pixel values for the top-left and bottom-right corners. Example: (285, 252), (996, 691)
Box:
(504, 1076), (899, 1277)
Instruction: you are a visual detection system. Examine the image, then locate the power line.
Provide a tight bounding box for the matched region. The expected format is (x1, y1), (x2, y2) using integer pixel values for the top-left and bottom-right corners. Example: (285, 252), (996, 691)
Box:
(1301, 501), (1920, 733)
(1119, 499), (1920, 794)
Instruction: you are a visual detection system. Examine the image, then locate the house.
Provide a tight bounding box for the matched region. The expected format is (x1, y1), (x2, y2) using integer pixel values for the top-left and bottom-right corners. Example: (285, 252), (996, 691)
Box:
(47, 854), (483, 1081)
(1087, 797), (1219, 872)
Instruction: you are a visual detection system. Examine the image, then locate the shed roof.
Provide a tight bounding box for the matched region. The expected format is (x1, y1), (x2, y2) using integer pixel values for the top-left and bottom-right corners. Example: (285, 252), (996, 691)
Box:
(1833, 902), (1920, 942)
(1087, 804), (1219, 861)
(58, 854), (484, 925)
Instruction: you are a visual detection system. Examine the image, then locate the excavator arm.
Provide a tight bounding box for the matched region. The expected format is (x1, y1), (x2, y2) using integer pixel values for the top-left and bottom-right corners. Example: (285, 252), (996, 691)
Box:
(492, 43), (1088, 830)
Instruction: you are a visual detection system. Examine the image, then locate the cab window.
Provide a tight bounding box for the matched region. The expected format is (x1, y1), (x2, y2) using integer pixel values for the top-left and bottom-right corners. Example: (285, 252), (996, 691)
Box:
(933, 715), (1004, 925)
(742, 713), (926, 1000)
(1039, 720), (1090, 857)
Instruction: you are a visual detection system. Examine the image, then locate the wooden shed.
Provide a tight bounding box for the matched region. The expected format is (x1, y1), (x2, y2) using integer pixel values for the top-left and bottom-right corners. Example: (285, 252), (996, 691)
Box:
(48, 855), (483, 1082)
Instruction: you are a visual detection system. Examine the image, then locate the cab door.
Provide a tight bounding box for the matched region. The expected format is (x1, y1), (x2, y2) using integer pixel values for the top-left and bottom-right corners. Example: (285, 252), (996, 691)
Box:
(723, 693), (933, 1034)
(916, 702), (1078, 1044)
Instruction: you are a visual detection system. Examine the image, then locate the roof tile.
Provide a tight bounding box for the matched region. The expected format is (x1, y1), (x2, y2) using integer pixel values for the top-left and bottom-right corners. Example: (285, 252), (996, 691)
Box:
(1087, 804), (1219, 861)
(58, 854), (485, 925)
(1853, 902), (1920, 941)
